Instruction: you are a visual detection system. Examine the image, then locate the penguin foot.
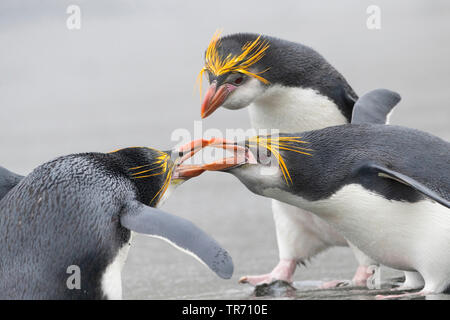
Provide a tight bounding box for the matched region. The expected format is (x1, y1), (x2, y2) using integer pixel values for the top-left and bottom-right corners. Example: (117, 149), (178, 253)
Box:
(239, 274), (273, 285)
(238, 259), (296, 286)
(320, 280), (352, 289)
(375, 290), (428, 300)
(351, 265), (374, 287)
(320, 265), (373, 289)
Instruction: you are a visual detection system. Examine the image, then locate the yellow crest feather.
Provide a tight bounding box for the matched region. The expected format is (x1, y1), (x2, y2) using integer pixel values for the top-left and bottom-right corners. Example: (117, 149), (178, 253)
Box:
(110, 148), (174, 206)
(127, 152), (174, 205)
(197, 30), (270, 98)
(247, 136), (313, 186)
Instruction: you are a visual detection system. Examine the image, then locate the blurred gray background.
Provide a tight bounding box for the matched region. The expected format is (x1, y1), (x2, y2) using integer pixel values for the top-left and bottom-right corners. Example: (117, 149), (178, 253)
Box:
(1, 0), (449, 299)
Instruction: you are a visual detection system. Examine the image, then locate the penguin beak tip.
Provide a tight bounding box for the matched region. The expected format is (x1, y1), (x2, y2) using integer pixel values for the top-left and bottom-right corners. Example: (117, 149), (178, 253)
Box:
(172, 138), (253, 179)
(200, 83), (236, 119)
(172, 164), (205, 180)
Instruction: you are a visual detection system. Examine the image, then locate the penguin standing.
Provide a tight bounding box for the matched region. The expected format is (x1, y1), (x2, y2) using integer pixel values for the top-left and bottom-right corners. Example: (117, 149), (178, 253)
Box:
(0, 146), (233, 299)
(198, 31), (379, 287)
(180, 89), (450, 298)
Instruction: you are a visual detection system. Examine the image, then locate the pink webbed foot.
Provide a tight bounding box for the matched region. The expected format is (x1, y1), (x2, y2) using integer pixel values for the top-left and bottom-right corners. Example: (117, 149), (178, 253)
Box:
(375, 290), (428, 300)
(320, 280), (352, 289)
(320, 265), (375, 289)
(239, 259), (297, 286)
(352, 265), (376, 287)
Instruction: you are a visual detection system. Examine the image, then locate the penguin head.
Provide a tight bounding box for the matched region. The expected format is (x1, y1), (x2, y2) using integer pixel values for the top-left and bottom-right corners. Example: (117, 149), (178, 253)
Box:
(199, 32), (271, 118)
(174, 135), (313, 194)
(111, 147), (196, 207)
(198, 31), (358, 120)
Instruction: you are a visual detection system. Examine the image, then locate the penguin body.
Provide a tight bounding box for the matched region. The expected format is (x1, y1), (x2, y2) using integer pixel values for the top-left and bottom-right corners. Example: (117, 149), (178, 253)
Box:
(191, 90), (449, 294)
(232, 124), (450, 293)
(199, 32), (385, 286)
(239, 124), (449, 205)
(255, 174), (449, 293)
(248, 84), (349, 135)
(0, 147), (233, 299)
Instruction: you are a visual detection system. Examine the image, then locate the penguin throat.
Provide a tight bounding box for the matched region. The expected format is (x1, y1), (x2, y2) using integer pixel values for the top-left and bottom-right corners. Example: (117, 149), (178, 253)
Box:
(248, 85), (348, 133)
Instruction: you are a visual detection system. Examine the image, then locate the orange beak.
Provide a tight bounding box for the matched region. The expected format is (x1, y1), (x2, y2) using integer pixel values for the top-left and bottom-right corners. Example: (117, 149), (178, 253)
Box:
(172, 164), (205, 180)
(201, 82), (237, 119)
(174, 138), (255, 179)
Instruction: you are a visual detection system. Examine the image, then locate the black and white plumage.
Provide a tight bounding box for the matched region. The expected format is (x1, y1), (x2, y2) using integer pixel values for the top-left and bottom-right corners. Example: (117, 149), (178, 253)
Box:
(193, 89), (449, 296)
(227, 125), (449, 294)
(199, 32), (379, 287)
(201, 33), (358, 121)
(0, 147), (233, 299)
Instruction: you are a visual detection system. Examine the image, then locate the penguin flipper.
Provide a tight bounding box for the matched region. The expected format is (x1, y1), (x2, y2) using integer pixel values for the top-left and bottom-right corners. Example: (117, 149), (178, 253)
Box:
(351, 89), (401, 125)
(120, 200), (233, 279)
(361, 163), (450, 209)
(0, 166), (24, 201)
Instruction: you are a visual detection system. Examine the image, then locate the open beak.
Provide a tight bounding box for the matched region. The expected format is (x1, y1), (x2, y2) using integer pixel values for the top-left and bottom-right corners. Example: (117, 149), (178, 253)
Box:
(201, 82), (237, 119)
(173, 138), (256, 179)
(172, 164), (205, 180)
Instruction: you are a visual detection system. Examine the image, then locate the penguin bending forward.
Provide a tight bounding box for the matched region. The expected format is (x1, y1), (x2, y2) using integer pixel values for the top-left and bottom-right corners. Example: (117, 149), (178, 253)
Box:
(0, 146), (233, 299)
(179, 89), (450, 298)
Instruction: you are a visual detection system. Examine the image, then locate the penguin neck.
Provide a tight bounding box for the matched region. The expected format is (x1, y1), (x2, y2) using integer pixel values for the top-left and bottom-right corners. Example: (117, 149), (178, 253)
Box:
(248, 85), (349, 133)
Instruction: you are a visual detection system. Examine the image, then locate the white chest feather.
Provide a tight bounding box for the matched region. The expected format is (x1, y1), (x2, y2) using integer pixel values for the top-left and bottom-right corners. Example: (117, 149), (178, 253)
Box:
(156, 183), (176, 207)
(101, 235), (132, 300)
(262, 184), (450, 273)
(248, 85), (348, 132)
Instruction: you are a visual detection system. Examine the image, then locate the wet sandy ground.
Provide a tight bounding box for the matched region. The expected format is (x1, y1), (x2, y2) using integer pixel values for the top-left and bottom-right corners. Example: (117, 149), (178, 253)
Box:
(1, 1), (449, 299)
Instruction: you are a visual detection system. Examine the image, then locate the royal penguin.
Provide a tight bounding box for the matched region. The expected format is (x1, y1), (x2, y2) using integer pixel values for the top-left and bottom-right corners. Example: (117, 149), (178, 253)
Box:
(0, 146), (233, 299)
(181, 89), (450, 298)
(198, 31), (385, 287)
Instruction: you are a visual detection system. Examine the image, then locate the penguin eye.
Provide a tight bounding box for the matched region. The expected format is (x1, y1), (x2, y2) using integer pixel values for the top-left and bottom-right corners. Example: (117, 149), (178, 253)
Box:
(233, 77), (244, 85)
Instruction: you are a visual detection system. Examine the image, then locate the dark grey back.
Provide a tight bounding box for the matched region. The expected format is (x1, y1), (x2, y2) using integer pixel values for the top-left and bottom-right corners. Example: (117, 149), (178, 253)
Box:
(279, 124), (449, 203)
(0, 153), (134, 299)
